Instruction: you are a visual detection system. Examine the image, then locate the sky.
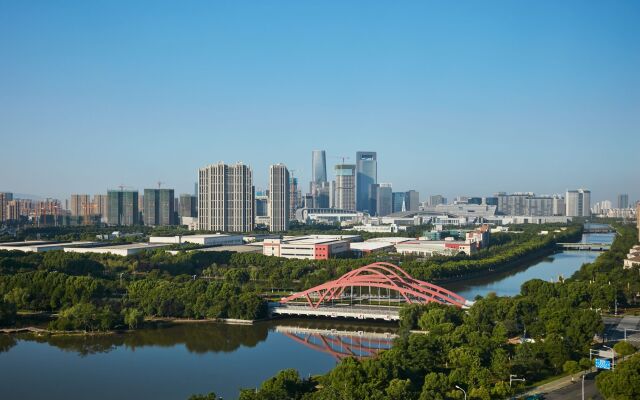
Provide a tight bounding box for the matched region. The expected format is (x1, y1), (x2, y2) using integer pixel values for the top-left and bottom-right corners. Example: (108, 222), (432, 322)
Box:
(1, 1), (639, 204)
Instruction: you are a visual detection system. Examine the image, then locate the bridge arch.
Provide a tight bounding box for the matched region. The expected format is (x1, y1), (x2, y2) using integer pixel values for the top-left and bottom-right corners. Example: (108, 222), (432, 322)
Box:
(279, 262), (468, 308)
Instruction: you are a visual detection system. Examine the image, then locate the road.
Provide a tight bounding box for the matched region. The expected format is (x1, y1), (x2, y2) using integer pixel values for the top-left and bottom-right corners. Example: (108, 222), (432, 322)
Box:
(522, 315), (640, 399)
(544, 372), (602, 400)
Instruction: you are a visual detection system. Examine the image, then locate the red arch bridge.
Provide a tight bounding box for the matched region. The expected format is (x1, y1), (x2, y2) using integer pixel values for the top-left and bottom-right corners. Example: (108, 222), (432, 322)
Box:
(271, 262), (471, 321)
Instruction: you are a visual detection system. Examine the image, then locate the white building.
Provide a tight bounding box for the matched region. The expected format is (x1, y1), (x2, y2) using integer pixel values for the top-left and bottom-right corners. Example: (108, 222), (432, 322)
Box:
(199, 162), (254, 232)
(149, 234), (243, 246)
(64, 243), (169, 257)
(0, 241), (96, 253)
(565, 189), (591, 217)
(269, 164), (290, 232)
(334, 164), (356, 211)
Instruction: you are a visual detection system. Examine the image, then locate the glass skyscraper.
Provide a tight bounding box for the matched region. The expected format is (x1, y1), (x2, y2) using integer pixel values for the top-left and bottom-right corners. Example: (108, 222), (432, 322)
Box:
(356, 151), (377, 212)
(311, 150), (327, 185)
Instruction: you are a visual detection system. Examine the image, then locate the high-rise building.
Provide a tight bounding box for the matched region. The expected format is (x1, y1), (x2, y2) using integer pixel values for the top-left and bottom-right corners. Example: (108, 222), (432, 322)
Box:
(429, 195), (447, 206)
(199, 162), (254, 232)
(70, 194), (91, 217)
(329, 180), (337, 209)
(179, 194), (197, 218)
(289, 176), (299, 221)
(6, 200), (20, 221)
(269, 164), (290, 232)
(335, 164), (356, 211)
(405, 190), (420, 212)
(311, 150), (327, 185)
(565, 189), (591, 217)
(355, 151), (377, 212)
(376, 183), (393, 216)
(143, 188), (176, 226)
(392, 192), (406, 213)
(255, 194), (268, 217)
(618, 194), (629, 209)
(0, 192), (13, 222)
(107, 189), (139, 226)
(552, 195), (565, 216)
(496, 193), (559, 216)
(92, 194), (108, 220)
(636, 202), (640, 241)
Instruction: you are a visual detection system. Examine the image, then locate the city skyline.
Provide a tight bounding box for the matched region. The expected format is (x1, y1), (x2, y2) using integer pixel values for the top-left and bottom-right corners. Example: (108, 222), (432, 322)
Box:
(1, 2), (639, 202)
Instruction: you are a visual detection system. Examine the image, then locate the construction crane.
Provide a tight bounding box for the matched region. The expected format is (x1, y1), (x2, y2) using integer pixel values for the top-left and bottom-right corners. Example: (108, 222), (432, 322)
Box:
(157, 181), (164, 189)
(335, 156), (351, 165)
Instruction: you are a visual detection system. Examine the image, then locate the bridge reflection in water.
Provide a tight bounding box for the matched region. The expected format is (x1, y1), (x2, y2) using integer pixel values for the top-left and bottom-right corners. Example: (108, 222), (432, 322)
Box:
(276, 325), (396, 361)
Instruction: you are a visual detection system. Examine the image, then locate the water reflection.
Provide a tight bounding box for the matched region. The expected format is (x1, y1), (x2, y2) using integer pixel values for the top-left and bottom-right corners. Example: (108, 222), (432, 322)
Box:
(276, 325), (395, 361)
(4, 322), (270, 356)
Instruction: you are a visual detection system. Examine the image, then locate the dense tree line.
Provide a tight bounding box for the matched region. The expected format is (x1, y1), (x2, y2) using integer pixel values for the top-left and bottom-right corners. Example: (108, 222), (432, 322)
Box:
(221, 224), (637, 400)
(0, 223), (585, 334)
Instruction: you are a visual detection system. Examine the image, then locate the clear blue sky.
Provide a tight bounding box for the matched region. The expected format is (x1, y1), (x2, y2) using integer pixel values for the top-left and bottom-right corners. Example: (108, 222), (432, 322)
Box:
(1, 1), (638, 203)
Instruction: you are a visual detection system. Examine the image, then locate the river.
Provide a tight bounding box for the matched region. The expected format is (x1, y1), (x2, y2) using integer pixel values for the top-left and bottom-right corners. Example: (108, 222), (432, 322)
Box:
(0, 233), (615, 400)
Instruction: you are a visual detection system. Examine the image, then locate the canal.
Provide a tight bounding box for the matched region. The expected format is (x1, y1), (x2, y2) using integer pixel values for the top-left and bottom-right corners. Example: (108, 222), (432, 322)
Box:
(0, 233), (615, 400)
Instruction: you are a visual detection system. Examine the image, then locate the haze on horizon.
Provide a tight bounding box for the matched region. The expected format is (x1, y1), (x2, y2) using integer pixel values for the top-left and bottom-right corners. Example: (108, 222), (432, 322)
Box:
(1, 1), (638, 203)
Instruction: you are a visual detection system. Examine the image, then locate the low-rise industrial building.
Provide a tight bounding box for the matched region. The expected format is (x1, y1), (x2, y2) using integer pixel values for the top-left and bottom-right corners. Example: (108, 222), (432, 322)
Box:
(263, 234), (360, 260)
(0, 241), (96, 253)
(395, 239), (478, 257)
(64, 243), (169, 257)
(167, 244), (262, 256)
(350, 241), (396, 256)
(149, 233), (243, 246)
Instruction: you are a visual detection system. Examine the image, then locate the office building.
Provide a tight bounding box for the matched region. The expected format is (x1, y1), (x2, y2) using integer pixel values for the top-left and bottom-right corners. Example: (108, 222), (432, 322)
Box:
(0, 192), (13, 222)
(429, 195), (447, 206)
(107, 190), (139, 226)
(143, 188), (176, 226)
(269, 164), (290, 232)
(311, 150), (327, 186)
(179, 194), (197, 218)
(405, 190), (420, 211)
(566, 189), (591, 217)
(618, 194), (629, 209)
(355, 151), (377, 212)
(199, 162), (254, 232)
(392, 192), (406, 213)
(374, 183), (393, 217)
(335, 164), (356, 211)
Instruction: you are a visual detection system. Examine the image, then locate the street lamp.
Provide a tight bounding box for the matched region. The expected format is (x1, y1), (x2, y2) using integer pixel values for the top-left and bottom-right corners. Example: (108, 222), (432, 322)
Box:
(455, 385), (467, 400)
(582, 373), (586, 400)
(624, 328), (640, 341)
(603, 345), (616, 369)
(509, 374), (525, 387)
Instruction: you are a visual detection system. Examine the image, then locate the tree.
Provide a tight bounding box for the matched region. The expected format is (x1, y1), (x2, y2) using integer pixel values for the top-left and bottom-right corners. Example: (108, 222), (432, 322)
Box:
(596, 353), (640, 399)
(0, 299), (17, 327)
(614, 341), (637, 358)
(123, 307), (144, 329)
(562, 360), (580, 381)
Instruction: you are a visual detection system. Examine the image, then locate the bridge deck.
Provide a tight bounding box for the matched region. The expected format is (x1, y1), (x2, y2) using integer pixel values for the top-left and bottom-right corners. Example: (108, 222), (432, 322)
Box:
(270, 303), (401, 321)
